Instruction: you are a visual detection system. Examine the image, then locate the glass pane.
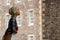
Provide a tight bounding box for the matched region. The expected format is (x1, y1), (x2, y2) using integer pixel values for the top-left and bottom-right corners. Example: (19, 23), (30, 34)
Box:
(11, 34), (16, 40)
(29, 11), (33, 24)
(17, 15), (21, 25)
(18, 0), (20, 1)
(30, 36), (33, 40)
(6, 15), (10, 27)
(7, 0), (10, 3)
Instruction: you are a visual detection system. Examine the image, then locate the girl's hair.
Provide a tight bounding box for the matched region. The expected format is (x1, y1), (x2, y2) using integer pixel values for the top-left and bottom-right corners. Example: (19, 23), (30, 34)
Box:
(9, 5), (19, 15)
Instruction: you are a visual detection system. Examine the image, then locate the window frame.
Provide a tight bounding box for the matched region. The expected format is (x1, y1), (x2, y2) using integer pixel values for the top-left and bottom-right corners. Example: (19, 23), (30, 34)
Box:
(6, 0), (11, 5)
(16, 15), (21, 27)
(17, 0), (21, 2)
(5, 13), (11, 27)
(0, 16), (1, 27)
(28, 0), (32, 1)
(11, 34), (16, 40)
(15, 0), (21, 3)
(28, 9), (34, 26)
(28, 34), (35, 40)
(16, 11), (22, 27)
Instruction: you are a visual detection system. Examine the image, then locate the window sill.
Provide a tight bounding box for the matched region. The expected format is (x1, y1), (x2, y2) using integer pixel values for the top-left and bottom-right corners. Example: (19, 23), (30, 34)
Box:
(28, 0), (32, 1)
(6, 3), (10, 5)
(18, 25), (21, 27)
(28, 23), (34, 26)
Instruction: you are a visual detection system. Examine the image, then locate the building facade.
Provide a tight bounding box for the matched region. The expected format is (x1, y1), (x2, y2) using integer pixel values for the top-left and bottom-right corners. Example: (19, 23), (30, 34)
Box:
(0, 0), (40, 40)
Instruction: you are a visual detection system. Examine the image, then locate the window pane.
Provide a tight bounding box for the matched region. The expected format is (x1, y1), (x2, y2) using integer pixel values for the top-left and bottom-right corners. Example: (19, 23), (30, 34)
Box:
(16, 0), (21, 2)
(18, 0), (20, 1)
(17, 15), (21, 26)
(6, 15), (10, 27)
(0, 16), (1, 27)
(11, 34), (16, 40)
(30, 36), (33, 40)
(6, 15), (10, 22)
(28, 36), (34, 40)
(29, 11), (33, 24)
(7, 0), (10, 3)
(6, 0), (10, 5)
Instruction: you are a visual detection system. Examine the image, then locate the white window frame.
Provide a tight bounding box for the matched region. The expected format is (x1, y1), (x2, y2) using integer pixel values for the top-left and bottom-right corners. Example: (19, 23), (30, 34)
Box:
(16, 11), (22, 27)
(28, 9), (34, 26)
(15, 0), (21, 3)
(5, 13), (11, 27)
(0, 16), (1, 27)
(17, 0), (21, 2)
(11, 34), (16, 40)
(6, 0), (11, 5)
(28, 34), (35, 40)
(16, 15), (21, 27)
(28, 0), (32, 1)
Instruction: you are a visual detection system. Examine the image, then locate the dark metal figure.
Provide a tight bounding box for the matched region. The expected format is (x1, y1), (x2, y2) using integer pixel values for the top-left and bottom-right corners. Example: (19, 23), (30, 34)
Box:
(2, 6), (20, 40)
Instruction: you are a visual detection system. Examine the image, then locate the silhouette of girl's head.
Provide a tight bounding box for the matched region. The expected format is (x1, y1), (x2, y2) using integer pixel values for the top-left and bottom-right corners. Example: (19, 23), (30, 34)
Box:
(9, 5), (20, 16)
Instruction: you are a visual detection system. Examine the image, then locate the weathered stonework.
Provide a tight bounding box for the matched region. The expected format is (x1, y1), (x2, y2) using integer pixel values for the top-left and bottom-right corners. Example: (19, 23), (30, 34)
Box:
(43, 0), (60, 40)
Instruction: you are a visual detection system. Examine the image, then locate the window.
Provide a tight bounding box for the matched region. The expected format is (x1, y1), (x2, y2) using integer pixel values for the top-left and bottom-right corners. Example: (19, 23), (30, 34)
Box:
(28, 35), (34, 40)
(17, 0), (20, 2)
(0, 16), (1, 27)
(11, 34), (16, 40)
(28, 0), (32, 1)
(6, 14), (11, 27)
(6, 0), (10, 5)
(15, 0), (21, 3)
(17, 14), (21, 26)
(29, 10), (33, 26)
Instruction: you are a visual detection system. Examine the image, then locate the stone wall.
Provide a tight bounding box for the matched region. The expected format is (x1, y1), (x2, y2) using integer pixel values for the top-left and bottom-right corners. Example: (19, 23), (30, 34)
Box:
(0, 0), (40, 40)
(43, 0), (60, 40)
